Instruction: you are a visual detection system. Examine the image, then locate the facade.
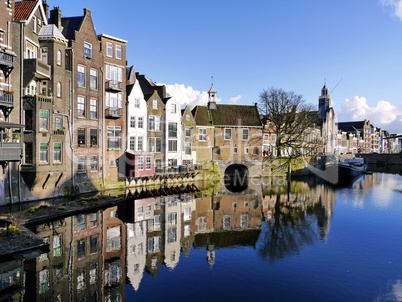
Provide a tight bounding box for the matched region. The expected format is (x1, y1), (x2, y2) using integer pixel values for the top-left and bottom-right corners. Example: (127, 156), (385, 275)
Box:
(99, 34), (127, 185)
(60, 8), (104, 192)
(165, 96), (182, 167)
(337, 120), (372, 153)
(192, 105), (214, 165)
(181, 105), (197, 166)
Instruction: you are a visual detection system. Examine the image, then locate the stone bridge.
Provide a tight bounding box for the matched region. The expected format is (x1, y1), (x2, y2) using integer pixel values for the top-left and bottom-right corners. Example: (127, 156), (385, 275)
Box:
(215, 160), (263, 178)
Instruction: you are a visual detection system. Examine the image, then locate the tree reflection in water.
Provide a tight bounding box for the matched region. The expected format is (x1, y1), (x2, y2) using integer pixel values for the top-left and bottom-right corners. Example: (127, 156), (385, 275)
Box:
(257, 181), (335, 263)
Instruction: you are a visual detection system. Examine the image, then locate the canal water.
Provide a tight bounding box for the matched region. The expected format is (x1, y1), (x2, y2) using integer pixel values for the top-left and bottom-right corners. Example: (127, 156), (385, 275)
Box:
(1, 172), (402, 301)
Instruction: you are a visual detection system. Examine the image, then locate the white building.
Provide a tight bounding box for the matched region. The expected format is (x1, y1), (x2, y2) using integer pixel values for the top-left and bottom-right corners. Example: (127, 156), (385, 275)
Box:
(126, 66), (148, 154)
(164, 96), (182, 167)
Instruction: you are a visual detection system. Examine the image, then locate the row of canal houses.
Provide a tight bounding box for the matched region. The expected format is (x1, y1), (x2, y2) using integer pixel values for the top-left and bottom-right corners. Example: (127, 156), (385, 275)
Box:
(0, 0), (264, 203)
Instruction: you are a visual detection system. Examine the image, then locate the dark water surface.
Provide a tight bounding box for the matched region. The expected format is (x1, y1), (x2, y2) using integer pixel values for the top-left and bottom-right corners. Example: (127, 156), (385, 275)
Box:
(1, 173), (402, 301)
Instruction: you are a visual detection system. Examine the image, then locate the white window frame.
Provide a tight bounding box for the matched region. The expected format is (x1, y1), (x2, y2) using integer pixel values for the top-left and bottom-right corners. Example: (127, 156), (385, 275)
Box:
(242, 129), (249, 141)
(224, 128), (232, 140)
(106, 42), (113, 57)
(199, 128), (207, 141)
(53, 142), (62, 163)
(84, 41), (92, 58)
(115, 45), (122, 59)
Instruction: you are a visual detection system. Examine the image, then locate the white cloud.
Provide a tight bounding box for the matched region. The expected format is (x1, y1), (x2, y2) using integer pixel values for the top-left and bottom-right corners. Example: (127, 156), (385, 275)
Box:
(338, 96), (402, 133)
(381, 0), (402, 21)
(230, 95), (242, 104)
(163, 83), (220, 109)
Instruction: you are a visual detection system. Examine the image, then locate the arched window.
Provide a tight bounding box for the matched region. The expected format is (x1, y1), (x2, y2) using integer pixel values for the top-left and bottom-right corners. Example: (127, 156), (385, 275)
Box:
(56, 82), (62, 98)
(57, 50), (62, 66)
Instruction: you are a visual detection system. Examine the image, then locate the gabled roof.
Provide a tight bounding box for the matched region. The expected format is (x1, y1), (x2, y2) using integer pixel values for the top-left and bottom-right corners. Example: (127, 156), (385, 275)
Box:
(192, 106), (211, 126)
(136, 73), (167, 101)
(14, 1), (38, 20)
(61, 16), (84, 40)
(210, 104), (262, 127)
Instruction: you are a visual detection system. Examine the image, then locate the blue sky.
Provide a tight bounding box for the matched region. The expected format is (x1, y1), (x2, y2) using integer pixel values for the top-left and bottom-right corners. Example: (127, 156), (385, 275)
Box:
(46, 0), (402, 133)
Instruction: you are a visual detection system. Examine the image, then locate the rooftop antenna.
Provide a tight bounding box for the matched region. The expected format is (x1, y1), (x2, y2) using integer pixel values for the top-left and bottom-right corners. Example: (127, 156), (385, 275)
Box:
(330, 78), (343, 95)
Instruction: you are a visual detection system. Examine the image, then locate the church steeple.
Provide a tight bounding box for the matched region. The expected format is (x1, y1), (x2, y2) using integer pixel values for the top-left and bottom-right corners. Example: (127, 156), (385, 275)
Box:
(208, 77), (217, 110)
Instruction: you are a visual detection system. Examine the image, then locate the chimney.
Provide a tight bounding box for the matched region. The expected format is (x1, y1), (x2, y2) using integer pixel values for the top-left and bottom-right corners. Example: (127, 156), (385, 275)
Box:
(49, 6), (62, 30)
(43, 0), (49, 20)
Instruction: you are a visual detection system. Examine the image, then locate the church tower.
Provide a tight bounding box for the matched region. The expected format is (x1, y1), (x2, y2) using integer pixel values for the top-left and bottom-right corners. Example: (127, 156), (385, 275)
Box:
(318, 84), (331, 121)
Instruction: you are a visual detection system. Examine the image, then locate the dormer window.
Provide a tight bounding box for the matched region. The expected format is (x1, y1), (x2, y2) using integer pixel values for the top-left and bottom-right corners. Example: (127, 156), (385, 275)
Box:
(84, 42), (92, 58)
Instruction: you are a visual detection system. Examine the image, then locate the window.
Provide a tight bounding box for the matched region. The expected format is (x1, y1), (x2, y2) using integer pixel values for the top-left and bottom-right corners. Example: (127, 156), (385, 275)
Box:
(185, 142), (192, 155)
(106, 92), (122, 108)
(78, 128), (86, 146)
(53, 143), (62, 163)
(107, 126), (122, 150)
(53, 235), (62, 257)
(149, 137), (162, 152)
(234, 147), (238, 154)
(89, 263), (98, 285)
(138, 157), (144, 170)
(78, 156), (86, 173)
(168, 123), (177, 138)
(40, 143), (48, 163)
(137, 136), (143, 151)
(245, 147), (249, 154)
(90, 129), (98, 147)
(214, 146), (220, 155)
(84, 41), (92, 58)
(168, 140), (177, 152)
(168, 227), (177, 243)
(223, 215), (231, 229)
(90, 98), (97, 119)
(39, 110), (49, 131)
(224, 128), (232, 140)
(90, 156), (98, 171)
(130, 116), (136, 128)
(39, 269), (49, 294)
(78, 96), (85, 117)
(253, 147), (259, 155)
(77, 214), (86, 230)
(153, 99), (158, 109)
(146, 156), (151, 170)
(199, 128), (207, 141)
(106, 42), (113, 57)
(129, 136), (135, 150)
(263, 134), (269, 141)
(138, 117), (144, 128)
(271, 134), (277, 141)
(106, 226), (121, 252)
(149, 116), (161, 131)
(77, 65), (85, 87)
(171, 104), (176, 113)
(57, 50), (62, 65)
(90, 235), (98, 254)
(105, 64), (123, 84)
(242, 129), (249, 141)
(77, 239), (86, 259)
(185, 127), (191, 137)
(90, 213), (98, 227)
(56, 82), (62, 97)
(241, 213), (249, 228)
(115, 45), (122, 59)
(186, 114), (190, 121)
(25, 142), (33, 164)
(134, 98), (140, 108)
(90, 69), (98, 90)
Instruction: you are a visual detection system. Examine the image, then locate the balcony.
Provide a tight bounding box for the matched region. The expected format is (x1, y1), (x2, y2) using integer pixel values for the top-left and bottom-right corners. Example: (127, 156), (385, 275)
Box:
(105, 80), (123, 92)
(23, 95), (52, 105)
(0, 91), (14, 108)
(24, 58), (51, 80)
(0, 123), (23, 163)
(0, 49), (15, 79)
(105, 107), (123, 119)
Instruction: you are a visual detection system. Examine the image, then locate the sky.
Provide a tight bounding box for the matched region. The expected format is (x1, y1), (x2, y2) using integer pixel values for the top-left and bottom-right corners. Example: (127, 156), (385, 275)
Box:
(45, 0), (402, 133)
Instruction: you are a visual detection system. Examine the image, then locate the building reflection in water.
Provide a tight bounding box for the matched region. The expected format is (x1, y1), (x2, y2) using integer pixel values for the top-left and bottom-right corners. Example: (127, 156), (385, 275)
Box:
(0, 175), (381, 300)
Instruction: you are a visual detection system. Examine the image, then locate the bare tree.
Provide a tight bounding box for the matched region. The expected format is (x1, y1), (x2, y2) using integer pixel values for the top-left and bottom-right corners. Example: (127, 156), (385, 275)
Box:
(258, 87), (319, 157)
